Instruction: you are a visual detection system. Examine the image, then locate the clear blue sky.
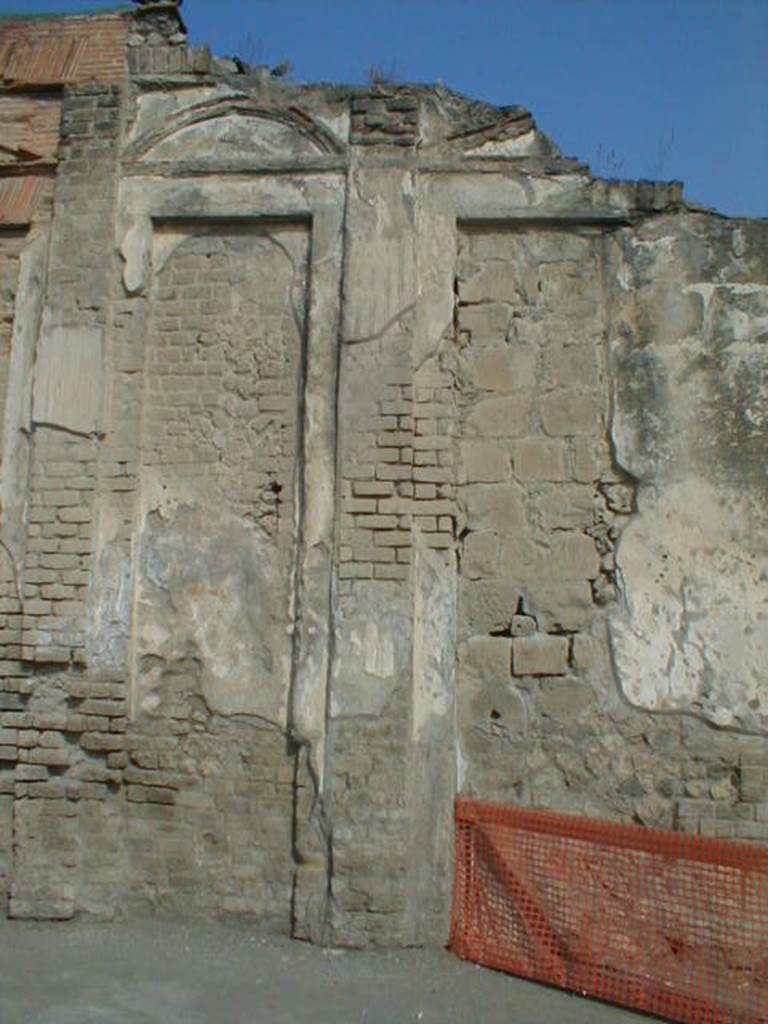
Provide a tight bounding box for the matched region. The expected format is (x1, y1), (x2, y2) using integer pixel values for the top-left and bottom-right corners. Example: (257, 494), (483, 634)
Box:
(3, 0), (767, 217)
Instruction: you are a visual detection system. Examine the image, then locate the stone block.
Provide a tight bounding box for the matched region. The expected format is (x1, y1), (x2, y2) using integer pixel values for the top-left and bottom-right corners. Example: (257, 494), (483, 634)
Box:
(460, 580), (519, 636)
(512, 438), (567, 481)
(15, 764), (48, 781)
(525, 582), (595, 632)
(510, 614), (536, 637)
(461, 636), (511, 679)
(353, 480), (392, 497)
(463, 484), (526, 533)
(512, 635), (569, 676)
(458, 264), (516, 304)
(733, 822), (768, 840)
(373, 564), (409, 580)
(460, 442), (509, 484)
(535, 484), (595, 529)
(473, 346), (536, 392)
(542, 343), (599, 389)
(461, 532), (500, 579)
(27, 748), (71, 767)
(499, 534), (541, 581)
(542, 533), (600, 581)
(601, 482), (635, 514)
(466, 395), (531, 438)
(126, 784), (176, 805)
(9, 893), (75, 920)
(571, 634), (604, 671)
(339, 564), (372, 579)
(32, 326), (103, 434)
(457, 303), (509, 343)
(81, 732), (125, 753)
(540, 390), (600, 436)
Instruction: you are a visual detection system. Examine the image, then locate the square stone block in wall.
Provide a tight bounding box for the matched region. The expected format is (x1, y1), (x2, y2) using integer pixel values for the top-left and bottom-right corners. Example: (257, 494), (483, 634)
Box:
(460, 441), (509, 484)
(512, 438), (567, 481)
(540, 390), (600, 437)
(458, 263), (517, 304)
(525, 581), (594, 632)
(462, 532), (501, 579)
(458, 303), (509, 344)
(466, 395), (531, 438)
(463, 484), (526, 533)
(474, 346), (536, 393)
(543, 532), (600, 581)
(461, 635), (512, 679)
(512, 634), (569, 676)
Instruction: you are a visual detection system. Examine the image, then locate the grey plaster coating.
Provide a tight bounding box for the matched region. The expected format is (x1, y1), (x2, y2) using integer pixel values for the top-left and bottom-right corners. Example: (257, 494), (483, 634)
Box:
(0, 230), (48, 578)
(1, 8), (768, 948)
(607, 219), (768, 730)
(134, 504), (290, 722)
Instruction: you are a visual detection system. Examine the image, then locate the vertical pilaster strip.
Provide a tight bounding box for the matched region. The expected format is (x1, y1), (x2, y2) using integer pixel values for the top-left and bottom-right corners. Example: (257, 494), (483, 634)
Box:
(9, 82), (123, 920)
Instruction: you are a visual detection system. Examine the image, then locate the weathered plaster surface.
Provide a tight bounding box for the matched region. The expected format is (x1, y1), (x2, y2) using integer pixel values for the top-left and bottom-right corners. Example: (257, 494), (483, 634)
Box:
(609, 219), (768, 730)
(135, 504), (290, 721)
(610, 481), (768, 728)
(32, 326), (104, 435)
(0, 230), (47, 568)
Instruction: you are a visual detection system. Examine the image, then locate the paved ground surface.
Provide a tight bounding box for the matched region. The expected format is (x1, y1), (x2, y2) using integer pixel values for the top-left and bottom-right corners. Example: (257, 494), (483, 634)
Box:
(0, 917), (657, 1024)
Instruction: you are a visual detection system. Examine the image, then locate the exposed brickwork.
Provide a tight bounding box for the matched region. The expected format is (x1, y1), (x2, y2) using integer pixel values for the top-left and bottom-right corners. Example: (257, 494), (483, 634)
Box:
(350, 91), (419, 147)
(120, 719), (294, 923)
(339, 367), (456, 584)
(141, 225), (305, 534)
(412, 371), (455, 556)
(328, 686), (411, 945)
(111, 220), (310, 922)
(0, 93), (60, 164)
(16, 85), (120, 669)
(0, 15), (127, 86)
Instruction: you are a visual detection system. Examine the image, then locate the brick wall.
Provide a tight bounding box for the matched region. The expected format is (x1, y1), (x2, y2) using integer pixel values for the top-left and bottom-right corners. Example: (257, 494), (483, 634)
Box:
(0, 15), (127, 86)
(117, 222), (308, 921)
(1, 81), (122, 917)
(0, 93), (60, 163)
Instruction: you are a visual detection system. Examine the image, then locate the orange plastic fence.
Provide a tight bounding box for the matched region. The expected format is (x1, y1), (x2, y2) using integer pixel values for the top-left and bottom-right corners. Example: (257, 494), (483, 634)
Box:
(450, 798), (768, 1024)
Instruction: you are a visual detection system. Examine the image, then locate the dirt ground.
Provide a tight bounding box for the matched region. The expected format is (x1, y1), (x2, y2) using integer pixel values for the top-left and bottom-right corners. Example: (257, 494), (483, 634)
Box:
(0, 917), (656, 1024)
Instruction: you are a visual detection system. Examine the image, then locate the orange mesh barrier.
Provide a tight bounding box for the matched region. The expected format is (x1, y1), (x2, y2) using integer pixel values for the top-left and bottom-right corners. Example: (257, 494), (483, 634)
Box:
(450, 798), (768, 1024)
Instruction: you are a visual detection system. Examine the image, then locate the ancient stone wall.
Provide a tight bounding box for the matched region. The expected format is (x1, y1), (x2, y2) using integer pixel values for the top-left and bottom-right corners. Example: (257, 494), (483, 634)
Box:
(0, 4), (766, 945)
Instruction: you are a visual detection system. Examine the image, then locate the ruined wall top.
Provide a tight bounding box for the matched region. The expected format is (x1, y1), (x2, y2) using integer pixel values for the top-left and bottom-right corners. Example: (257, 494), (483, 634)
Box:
(0, 5), (688, 223)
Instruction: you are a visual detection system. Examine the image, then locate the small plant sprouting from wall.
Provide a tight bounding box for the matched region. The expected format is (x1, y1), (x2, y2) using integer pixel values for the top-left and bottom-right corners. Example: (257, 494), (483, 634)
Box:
(365, 61), (405, 87)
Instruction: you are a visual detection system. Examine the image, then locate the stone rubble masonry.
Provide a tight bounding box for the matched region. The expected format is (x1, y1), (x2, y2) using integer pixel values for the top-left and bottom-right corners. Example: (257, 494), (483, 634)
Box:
(0, 5), (766, 949)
